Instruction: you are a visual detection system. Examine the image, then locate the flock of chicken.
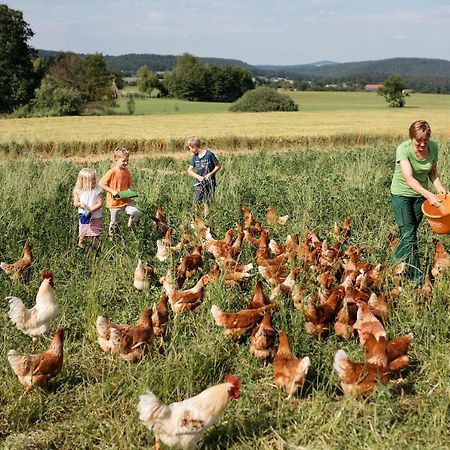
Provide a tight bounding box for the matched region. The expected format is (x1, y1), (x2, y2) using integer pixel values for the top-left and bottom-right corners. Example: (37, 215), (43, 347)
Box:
(3, 204), (450, 449)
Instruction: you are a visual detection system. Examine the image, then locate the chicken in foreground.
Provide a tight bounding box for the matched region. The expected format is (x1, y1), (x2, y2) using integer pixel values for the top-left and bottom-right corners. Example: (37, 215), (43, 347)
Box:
(96, 307), (154, 362)
(7, 271), (59, 349)
(8, 327), (64, 391)
(333, 349), (390, 397)
(138, 374), (241, 450)
(273, 331), (310, 398)
(1, 241), (33, 283)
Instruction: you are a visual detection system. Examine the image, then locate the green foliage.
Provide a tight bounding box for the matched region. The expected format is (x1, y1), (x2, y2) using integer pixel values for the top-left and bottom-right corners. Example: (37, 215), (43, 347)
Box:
(46, 52), (113, 103)
(165, 53), (254, 102)
(165, 53), (212, 101)
(33, 77), (83, 116)
(126, 97), (135, 115)
(110, 69), (125, 89)
(136, 65), (162, 94)
(0, 5), (38, 113)
(380, 75), (407, 108)
(210, 66), (255, 102)
(81, 53), (113, 102)
(230, 87), (299, 112)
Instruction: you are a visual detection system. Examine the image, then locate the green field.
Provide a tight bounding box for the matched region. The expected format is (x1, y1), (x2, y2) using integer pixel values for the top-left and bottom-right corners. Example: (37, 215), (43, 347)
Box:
(2, 141), (450, 449)
(113, 90), (450, 115)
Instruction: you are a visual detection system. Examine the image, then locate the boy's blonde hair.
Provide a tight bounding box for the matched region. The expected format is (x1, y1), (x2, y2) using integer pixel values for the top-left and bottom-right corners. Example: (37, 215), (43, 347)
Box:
(73, 168), (97, 193)
(186, 136), (201, 149)
(113, 147), (129, 159)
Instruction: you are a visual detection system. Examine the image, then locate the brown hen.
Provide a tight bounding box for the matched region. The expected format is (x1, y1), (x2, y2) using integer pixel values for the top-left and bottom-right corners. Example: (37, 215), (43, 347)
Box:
(273, 331), (310, 398)
(8, 327), (64, 391)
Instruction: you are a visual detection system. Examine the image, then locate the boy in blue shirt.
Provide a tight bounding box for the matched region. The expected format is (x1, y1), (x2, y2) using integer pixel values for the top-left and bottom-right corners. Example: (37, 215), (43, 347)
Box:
(187, 136), (221, 217)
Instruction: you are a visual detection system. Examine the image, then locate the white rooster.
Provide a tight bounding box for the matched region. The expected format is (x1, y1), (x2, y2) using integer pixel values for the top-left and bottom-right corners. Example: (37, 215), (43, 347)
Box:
(7, 272), (59, 349)
(138, 374), (240, 450)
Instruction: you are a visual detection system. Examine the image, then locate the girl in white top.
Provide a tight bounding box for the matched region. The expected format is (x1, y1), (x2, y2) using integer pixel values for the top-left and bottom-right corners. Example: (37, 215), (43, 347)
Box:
(73, 168), (103, 248)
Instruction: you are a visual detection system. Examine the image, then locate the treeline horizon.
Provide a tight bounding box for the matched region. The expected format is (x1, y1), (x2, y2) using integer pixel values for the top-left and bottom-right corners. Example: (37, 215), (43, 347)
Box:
(38, 50), (450, 94)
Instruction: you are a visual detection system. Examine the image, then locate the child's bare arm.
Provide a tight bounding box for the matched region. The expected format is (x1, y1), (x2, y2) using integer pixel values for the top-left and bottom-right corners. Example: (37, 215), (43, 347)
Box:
(204, 164), (221, 180)
(188, 165), (203, 182)
(89, 193), (103, 213)
(73, 192), (84, 208)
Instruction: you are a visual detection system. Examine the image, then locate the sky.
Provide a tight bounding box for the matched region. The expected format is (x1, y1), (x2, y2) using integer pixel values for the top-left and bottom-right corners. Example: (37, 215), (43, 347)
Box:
(5, 0), (450, 66)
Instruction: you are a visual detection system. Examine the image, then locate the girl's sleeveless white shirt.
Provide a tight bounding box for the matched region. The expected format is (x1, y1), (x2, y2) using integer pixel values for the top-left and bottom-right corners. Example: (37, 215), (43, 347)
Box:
(78, 186), (103, 219)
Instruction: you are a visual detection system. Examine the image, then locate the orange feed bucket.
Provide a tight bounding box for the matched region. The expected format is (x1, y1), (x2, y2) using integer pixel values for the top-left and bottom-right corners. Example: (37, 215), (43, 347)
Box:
(422, 194), (450, 234)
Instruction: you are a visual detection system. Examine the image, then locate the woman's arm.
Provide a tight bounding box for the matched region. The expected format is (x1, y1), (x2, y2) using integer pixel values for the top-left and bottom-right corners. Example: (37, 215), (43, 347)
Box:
(399, 160), (442, 206)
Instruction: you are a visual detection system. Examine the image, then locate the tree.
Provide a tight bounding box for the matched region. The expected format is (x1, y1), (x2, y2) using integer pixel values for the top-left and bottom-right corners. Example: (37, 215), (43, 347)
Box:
(47, 52), (84, 90)
(210, 66), (254, 102)
(46, 52), (113, 102)
(380, 75), (407, 107)
(137, 65), (160, 94)
(81, 53), (113, 102)
(165, 53), (212, 101)
(165, 53), (254, 102)
(0, 5), (37, 112)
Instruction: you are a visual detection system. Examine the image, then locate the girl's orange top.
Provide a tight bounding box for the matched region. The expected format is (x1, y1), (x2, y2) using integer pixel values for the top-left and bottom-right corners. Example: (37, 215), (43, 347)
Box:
(99, 166), (132, 208)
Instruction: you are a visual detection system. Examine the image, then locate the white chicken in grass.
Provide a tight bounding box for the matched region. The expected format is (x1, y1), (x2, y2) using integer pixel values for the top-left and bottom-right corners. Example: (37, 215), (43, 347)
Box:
(7, 272), (59, 349)
(133, 259), (154, 291)
(138, 375), (241, 450)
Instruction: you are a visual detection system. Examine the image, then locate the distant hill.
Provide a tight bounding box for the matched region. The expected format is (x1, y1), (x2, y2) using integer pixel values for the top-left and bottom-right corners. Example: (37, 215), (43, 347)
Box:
(37, 50), (450, 92)
(256, 57), (450, 80)
(38, 50), (265, 76)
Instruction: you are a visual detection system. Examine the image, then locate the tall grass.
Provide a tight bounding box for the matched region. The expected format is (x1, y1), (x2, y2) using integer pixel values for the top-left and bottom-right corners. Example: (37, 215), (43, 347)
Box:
(1, 143), (450, 448)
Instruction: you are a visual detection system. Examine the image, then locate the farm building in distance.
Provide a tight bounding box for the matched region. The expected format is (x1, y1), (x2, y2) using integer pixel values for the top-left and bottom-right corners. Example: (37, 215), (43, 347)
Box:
(365, 84), (384, 92)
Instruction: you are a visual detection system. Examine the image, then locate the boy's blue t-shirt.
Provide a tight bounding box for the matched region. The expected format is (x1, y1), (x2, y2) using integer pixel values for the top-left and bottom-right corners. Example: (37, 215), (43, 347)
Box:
(190, 149), (219, 186)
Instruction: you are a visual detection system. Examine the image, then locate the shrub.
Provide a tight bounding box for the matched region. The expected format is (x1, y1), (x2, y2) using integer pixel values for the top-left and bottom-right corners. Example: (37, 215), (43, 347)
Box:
(126, 98), (135, 115)
(33, 78), (83, 116)
(230, 87), (298, 112)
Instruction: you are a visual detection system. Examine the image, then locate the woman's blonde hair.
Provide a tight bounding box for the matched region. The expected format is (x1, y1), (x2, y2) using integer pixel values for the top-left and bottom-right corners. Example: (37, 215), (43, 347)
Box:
(409, 120), (432, 140)
(73, 168), (97, 193)
(113, 147), (129, 159)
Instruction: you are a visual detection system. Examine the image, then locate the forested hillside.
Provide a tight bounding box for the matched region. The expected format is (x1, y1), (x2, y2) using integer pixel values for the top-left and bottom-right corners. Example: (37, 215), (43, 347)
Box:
(38, 50), (450, 93)
(38, 50), (263, 76)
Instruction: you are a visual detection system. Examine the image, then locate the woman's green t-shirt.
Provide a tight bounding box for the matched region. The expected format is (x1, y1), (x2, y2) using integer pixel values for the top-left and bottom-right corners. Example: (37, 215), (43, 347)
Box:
(390, 139), (438, 197)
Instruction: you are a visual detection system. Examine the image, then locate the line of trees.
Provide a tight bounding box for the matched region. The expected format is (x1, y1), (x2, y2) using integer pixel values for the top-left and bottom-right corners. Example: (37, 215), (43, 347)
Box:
(134, 54), (256, 103)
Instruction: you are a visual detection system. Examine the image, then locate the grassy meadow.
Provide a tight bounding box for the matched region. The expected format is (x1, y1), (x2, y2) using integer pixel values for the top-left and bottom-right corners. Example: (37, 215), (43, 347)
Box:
(2, 139), (450, 448)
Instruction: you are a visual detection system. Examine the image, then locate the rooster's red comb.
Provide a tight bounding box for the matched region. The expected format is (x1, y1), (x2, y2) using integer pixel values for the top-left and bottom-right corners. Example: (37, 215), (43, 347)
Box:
(225, 374), (241, 388)
(42, 272), (54, 286)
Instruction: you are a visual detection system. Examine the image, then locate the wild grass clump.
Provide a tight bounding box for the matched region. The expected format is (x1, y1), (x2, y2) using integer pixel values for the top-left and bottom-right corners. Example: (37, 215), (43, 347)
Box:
(1, 143), (450, 448)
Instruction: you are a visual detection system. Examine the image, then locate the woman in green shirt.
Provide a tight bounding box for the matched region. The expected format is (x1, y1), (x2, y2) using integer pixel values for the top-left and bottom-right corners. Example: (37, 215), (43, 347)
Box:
(390, 120), (448, 285)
